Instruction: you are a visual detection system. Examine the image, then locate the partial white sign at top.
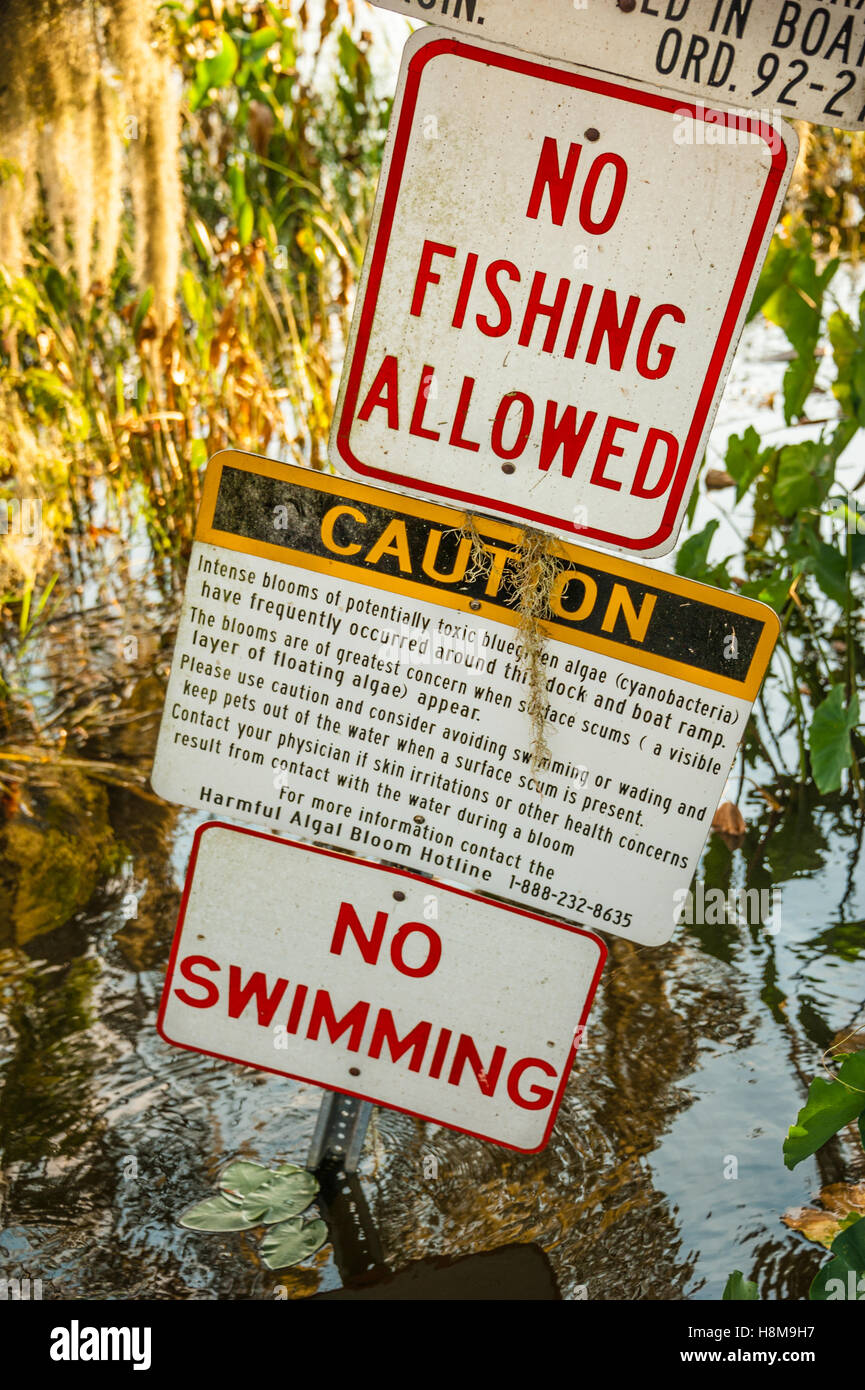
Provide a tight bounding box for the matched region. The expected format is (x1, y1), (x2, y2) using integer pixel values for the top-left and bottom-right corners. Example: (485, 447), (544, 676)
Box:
(369, 0), (865, 131)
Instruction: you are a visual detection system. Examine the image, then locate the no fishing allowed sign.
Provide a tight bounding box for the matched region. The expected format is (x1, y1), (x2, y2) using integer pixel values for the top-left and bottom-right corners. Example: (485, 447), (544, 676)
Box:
(158, 825), (606, 1153)
(329, 30), (796, 554)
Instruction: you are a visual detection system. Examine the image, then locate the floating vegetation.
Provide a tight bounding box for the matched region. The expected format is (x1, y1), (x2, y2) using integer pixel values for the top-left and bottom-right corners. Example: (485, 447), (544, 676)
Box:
(179, 1159), (328, 1270)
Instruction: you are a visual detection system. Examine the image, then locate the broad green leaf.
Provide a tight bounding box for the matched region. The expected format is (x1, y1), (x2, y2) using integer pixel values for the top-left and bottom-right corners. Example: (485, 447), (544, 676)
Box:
(829, 307), (865, 426)
(242, 1166), (319, 1223)
(205, 32), (239, 87)
(747, 235), (793, 322)
(760, 236), (837, 358)
(806, 537), (849, 607)
(724, 426), (773, 502)
(738, 576), (791, 614)
(784, 1052), (865, 1169)
(674, 520), (732, 589)
(782, 354), (818, 425)
(179, 1192), (255, 1232)
(246, 25), (279, 53)
(809, 1218), (865, 1301)
(190, 33), (239, 110)
(773, 442), (824, 516)
(808, 685), (860, 794)
(723, 1270), (758, 1300)
(259, 1217), (328, 1270)
(218, 1160), (269, 1195)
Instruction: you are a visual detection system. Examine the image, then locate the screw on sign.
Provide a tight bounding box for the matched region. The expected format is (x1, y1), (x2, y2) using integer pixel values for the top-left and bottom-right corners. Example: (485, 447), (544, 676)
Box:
(330, 31), (797, 554)
(158, 825), (607, 1153)
(368, 0), (865, 131)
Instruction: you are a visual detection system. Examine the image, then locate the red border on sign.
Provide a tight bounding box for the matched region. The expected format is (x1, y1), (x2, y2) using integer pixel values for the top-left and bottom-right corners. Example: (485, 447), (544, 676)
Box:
(156, 821), (607, 1155)
(334, 37), (791, 551)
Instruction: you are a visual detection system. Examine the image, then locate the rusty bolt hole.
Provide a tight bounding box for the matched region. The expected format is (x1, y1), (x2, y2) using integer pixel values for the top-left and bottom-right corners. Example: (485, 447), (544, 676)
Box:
(501, 463), (516, 475)
(584, 127), (600, 142)
(393, 890), (406, 902)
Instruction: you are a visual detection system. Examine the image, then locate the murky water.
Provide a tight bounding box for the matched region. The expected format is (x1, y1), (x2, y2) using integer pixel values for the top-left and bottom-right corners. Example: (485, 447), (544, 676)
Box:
(1, 302), (864, 1300)
(2, 592), (862, 1301)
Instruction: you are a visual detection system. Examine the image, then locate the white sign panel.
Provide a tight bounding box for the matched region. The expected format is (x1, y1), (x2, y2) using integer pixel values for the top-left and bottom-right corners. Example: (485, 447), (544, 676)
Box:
(158, 823), (607, 1152)
(330, 31), (796, 556)
(150, 452), (779, 948)
(370, 0), (865, 130)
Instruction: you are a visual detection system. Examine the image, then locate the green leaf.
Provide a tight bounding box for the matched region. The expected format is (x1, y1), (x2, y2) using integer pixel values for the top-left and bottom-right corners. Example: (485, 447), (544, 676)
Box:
(132, 286), (154, 336)
(723, 1270), (758, 1300)
(782, 354), (818, 425)
(761, 235), (837, 357)
(259, 1217), (328, 1270)
(806, 536), (849, 607)
(676, 519), (718, 576)
(218, 1160), (269, 1195)
(245, 25), (279, 53)
(738, 575), (791, 614)
(784, 1051), (865, 1169)
(829, 307), (865, 426)
(724, 426), (774, 502)
(179, 1192), (256, 1232)
(238, 200), (254, 247)
(190, 33), (239, 109)
(747, 235), (793, 323)
(180, 269), (205, 323)
(773, 441), (825, 516)
(809, 1218), (865, 1301)
(241, 1166), (319, 1223)
(808, 685), (860, 794)
(674, 519), (731, 588)
(190, 439), (208, 472)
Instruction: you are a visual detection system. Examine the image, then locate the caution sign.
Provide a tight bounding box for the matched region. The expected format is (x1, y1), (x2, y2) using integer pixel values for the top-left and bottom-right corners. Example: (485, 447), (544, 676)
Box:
(150, 451), (779, 947)
(370, 0), (865, 131)
(158, 824), (606, 1153)
(330, 31), (795, 554)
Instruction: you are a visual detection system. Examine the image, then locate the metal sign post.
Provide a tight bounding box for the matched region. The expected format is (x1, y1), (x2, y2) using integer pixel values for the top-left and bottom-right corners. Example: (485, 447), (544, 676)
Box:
(308, 1091), (374, 1174)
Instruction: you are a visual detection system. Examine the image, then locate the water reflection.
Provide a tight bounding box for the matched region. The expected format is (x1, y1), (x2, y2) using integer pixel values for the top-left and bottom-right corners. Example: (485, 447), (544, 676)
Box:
(0, 601), (863, 1300)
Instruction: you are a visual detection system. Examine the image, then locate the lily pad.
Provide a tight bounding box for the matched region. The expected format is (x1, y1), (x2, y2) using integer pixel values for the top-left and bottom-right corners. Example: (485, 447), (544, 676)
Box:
(218, 1160), (270, 1195)
(259, 1217), (328, 1270)
(241, 1167), (319, 1224)
(722, 1270), (758, 1301)
(179, 1192), (257, 1232)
